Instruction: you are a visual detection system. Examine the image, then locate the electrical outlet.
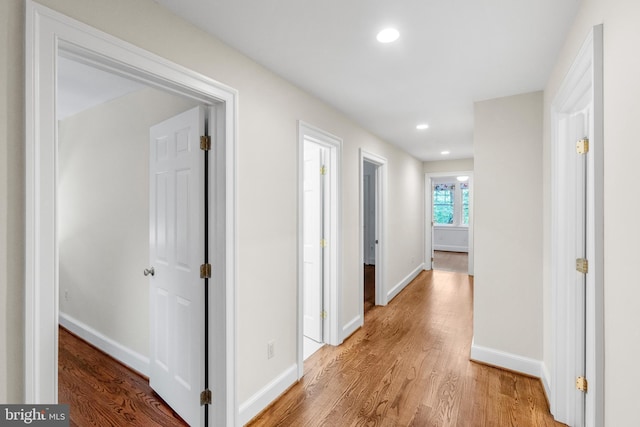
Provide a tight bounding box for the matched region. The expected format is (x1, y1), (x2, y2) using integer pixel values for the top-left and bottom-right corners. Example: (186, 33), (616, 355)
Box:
(267, 341), (275, 359)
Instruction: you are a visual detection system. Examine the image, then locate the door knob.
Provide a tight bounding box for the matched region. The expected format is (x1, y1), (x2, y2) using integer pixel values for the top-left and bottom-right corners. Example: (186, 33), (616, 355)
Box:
(144, 267), (155, 277)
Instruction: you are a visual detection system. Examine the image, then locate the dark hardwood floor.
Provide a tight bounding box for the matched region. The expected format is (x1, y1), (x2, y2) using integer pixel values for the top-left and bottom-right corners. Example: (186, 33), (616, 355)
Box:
(364, 264), (375, 313)
(58, 327), (187, 427)
(247, 270), (565, 427)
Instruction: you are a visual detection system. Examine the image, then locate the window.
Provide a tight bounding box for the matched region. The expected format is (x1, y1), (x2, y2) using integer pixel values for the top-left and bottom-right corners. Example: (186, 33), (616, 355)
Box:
(461, 182), (469, 225)
(433, 181), (469, 226)
(433, 184), (455, 224)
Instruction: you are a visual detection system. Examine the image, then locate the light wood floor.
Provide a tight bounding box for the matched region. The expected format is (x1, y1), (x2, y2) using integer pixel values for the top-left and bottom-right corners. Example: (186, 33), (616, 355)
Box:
(247, 270), (564, 427)
(433, 250), (469, 273)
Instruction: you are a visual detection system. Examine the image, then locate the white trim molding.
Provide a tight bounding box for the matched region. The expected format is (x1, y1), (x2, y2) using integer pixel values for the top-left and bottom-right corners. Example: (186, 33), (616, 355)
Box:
(359, 150), (388, 320)
(550, 24), (604, 427)
(25, 3), (238, 425)
(542, 363), (552, 407)
(470, 341), (545, 379)
(238, 364), (297, 426)
(59, 313), (149, 377)
(387, 263), (425, 302)
(342, 315), (362, 341)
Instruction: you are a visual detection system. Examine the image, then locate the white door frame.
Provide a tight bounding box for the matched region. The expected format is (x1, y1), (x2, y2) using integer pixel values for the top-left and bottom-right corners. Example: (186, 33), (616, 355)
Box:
(25, 3), (238, 426)
(425, 171), (474, 275)
(297, 121), (342, 378)
(359, 150), (387, 316)
(550, 25), (603, 427)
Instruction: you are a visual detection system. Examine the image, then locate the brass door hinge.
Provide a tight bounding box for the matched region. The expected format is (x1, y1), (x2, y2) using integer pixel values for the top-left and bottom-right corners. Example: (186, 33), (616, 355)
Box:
(200, 263), (212, 279)
(576, 258), (589, 274)
(200, 135), (211, 151)
(200, 389), (212, 405)
(576, 376), (588, 392)
(320, 165), (327, 175)
(320, 239), (327, 248)
(576, 137), (589, 154)
(321, 310), (328, 319)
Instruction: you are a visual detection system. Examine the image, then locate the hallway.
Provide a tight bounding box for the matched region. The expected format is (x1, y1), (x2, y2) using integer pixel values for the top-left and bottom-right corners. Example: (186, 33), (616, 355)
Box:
(248, 270), (563, 426)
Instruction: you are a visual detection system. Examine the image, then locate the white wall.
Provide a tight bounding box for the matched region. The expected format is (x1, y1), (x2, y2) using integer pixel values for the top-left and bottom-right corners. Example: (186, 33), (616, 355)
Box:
(2, 0), (425, 412)
(543, 0), (640, 423)
(58, 87), (198, 360)
(473, 92), (543, 360)
(424, 158), (474, 174)
(0, 0), (24, 403)
(433, 227), (468, 252)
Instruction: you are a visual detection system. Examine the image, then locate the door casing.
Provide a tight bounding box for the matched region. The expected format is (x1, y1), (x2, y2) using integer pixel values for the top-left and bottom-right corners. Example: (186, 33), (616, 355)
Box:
(359, 150), (387, 316)
(25, 2), (238, 425)
(297, 121), (342, 379)
(550, 24), (604, 427)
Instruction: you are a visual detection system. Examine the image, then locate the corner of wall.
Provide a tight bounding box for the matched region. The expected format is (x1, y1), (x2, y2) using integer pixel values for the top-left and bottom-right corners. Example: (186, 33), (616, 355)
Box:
(470, 339), (545, 379)
(238, 364), (298, 426)
(387, 263), (425, 302)
(342, 315), (362, 342)
(59, 312), (150, 377)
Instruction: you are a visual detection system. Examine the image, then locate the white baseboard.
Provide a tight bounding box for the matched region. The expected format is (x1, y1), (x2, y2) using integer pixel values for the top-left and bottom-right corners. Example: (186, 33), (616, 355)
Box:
(541, 363), (551, 403)
(238, 364), (297, 426)
(342, 315), (362, 341)
(470, 339), (544, 379)
(387, 263), (425, 302)
(433, 245), (468, 252)
(59, 312), (149, 376)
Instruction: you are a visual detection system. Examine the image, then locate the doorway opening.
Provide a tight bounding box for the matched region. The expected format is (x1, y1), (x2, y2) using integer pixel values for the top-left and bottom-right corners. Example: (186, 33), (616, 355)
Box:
(425, 171), (474, 275)
(297, 122), (342, 376)
(362, 161), (377, 313)
(57, 54), (207, 425)
(26, 3), (238, 426)
(358, 149), (387, 328)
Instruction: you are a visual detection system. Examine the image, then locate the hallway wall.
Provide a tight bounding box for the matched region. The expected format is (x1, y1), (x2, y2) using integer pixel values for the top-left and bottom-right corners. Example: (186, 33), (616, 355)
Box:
(0, 0), (25, 403)
(423, 158), (474, 174)
(473, 92), (543, 360)
(58, 87), (198, 362)
(543, 0), (640, 423)
(0, 0), (425, 415)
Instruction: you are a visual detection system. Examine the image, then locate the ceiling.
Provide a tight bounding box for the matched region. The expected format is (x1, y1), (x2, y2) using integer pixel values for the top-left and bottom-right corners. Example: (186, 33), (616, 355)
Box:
(57, 56), (146, 120)
(62, 1), (581, 160)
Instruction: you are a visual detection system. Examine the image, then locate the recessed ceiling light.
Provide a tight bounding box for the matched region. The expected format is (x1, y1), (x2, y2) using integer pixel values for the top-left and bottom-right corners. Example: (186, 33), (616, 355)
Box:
(441, 151), (450, 155)
(416, 123), (429, 130)
(377, 28), (400, 43)
(457, 176), (469, 182)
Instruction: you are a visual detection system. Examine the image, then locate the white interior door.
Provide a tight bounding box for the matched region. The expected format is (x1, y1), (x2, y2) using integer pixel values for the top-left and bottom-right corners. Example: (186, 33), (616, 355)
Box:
(303, 140), (325, 343)
(149, 106), (205, 426)
(552, 109), (589, 427)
